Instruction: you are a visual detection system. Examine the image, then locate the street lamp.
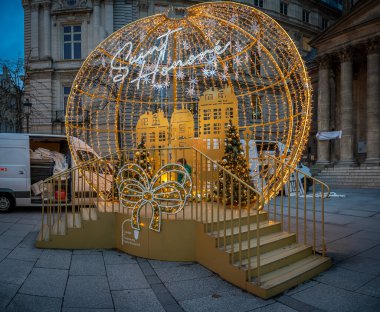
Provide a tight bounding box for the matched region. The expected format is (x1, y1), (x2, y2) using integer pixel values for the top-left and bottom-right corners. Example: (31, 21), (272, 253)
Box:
(23, 99), (32, 133)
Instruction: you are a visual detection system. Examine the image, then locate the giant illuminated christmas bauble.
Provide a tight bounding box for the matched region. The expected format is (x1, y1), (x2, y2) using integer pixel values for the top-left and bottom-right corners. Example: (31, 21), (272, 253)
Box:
(66, 1), (311, 198)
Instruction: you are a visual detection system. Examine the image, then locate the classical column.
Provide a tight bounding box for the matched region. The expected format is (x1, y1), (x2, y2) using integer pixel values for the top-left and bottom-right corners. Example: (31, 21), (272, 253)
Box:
(30, 3), (39, 59)
(364, 39), (380, 165)
(105, 0), (114, 36)
(93, 0), (100, 48)
(43, 2), (51, 59)
(316, 55), (331, 165)
(338, 47), (355, 166)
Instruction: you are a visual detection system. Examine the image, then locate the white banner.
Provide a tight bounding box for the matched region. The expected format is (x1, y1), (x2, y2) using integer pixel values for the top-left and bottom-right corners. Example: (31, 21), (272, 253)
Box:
(316, 131), (342, 141)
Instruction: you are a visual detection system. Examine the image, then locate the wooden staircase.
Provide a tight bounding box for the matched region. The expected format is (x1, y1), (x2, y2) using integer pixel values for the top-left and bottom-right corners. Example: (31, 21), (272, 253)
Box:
(200, 211), (331, 299)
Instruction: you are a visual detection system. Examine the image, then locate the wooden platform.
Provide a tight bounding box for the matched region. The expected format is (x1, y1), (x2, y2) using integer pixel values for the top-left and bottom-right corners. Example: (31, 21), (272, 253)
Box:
(36, 200), (331, 299)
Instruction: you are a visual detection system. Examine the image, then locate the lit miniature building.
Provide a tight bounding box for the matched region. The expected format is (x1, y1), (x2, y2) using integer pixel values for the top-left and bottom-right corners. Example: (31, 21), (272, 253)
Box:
(198, 85), (239, 160)
(136, 110), (169, 168)
(170, 106), (195, 163)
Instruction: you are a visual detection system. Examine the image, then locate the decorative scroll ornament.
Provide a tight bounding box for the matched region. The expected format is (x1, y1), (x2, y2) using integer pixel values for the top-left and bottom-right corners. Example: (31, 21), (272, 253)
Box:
(117, 163), (192, 232)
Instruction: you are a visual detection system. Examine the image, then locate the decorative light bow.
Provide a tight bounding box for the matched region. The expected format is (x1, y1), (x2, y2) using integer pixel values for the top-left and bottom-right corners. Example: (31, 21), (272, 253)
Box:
(117, 163), (192, 232)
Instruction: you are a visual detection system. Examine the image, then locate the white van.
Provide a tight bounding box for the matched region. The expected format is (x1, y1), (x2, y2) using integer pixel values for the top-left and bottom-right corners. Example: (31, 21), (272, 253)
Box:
(0, 133), (71, 211)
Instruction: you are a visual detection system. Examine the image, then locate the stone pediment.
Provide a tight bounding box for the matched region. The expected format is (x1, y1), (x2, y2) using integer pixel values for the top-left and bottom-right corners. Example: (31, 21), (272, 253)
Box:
(311, 0), (380, 51)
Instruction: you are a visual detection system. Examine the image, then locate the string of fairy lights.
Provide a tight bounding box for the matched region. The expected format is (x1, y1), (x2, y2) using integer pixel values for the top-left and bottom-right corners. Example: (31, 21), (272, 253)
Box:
(66, 1), (311, 201)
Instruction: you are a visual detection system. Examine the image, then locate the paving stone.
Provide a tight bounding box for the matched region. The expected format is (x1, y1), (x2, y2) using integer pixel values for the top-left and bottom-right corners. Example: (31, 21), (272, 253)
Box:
(72, 249), (103, 255)
(0, 258), (34, 285)
(18, 231), (39, 248)
(164, 304), (185, 312)
(350, 219), (380, 233)
(358, 244), (380, 260)
(250, 302), (297, 312)
(113, 288), (165, 312)
(35, 249), (72, 270)
(138, 259), (156, 276)
(151, 283), (177, 306)
(285, 280), (320, 296)
(0, 216), (20, 223)
(9, 223), (36, 233)
(102, 249), (136, 265)
(0, 248), (10, 261)
(155, 263), (213, 283)
(70, 254), (105, 275)
(291, 283), (380, 312)
(165, 276), (237, 301)
(106, 263), (149, 290)
(0, 221), (12, 234)
(346, 230), (380, 242)
(340, 255), (380, 275)
(338, 209), (377, 218)
(7, 246), (43, 262)
(357, 276), (380, 298)
(276, 295), (324, 312)
(20, 268), (68, 298)
(179, 289), (271, 312)
(63, 275), (113, 309)
(0, 282), (19, 309)
(0, 232), (24, 249)
(314, 266), (375, 291)
(146, 274), (161, 285)
(62, 309), (114, 312)
(5, 294), (62, 312)
(327, 237), (379, 262)
(149, 259), (193, 269)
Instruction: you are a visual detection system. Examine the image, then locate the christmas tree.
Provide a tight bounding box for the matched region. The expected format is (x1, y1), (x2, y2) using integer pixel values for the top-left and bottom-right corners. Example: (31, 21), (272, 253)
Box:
(134, 138), (153, 180)
(215, 121), (254, 206)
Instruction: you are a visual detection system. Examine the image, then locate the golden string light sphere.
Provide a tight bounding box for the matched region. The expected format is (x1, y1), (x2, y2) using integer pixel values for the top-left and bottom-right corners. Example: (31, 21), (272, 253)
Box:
(66, 1), (311, 199)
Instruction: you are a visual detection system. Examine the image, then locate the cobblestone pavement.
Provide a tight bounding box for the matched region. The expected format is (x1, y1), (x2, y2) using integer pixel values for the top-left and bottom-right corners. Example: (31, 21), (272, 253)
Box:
(0, 188), (379, 311)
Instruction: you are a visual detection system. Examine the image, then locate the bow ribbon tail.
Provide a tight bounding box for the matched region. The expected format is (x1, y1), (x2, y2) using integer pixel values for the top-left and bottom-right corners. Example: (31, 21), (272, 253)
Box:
(131, 199), (147, 231)
(149, 200), (161, 232)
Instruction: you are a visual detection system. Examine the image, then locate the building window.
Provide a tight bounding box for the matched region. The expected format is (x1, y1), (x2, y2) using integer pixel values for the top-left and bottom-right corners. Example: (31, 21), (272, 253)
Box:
(213, 123), (221, 134)
(141, 133), (147, 142)
(63, 86), (71, 110)
(159, 131), (166, 142)
(224, 123), (230, 134)
(203, 124), (211, 135)
(149, 132), (155, 142)
(302, 36), (312, 52)
(302, 10), (310, 23)
(322, 17), (328, 30)
(206, 139), (211, 150)
(152, 116), (159, 125)
(213, 108), (221, 119)
(203, 109), (211, 120)
(142, 118), (148, 126)
(252, 96), (262, 120)
(67, 0), (76, 5)
(179, 124), (185, 133)
(253, 0), (263, 8)
(280, 2), (288, 15)
(63, 25), (81, 60)
(206, 94), (213, 100)
(226, 107), (234, 119)
(213, 139), (220, 150)
(155, 4), (168, 14)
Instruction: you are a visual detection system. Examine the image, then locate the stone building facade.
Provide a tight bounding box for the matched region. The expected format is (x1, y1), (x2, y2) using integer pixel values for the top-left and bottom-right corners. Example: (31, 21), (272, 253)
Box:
(22, 0), (341, 134)
(311, 0), (380, 166)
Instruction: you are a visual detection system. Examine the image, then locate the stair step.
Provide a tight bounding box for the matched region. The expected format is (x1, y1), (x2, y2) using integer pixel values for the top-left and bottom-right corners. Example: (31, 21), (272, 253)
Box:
(252, 255), (331, 296)
(225, 232), (296, 262)
(211, 221), (282, 247)
(237, 243), (312, 275)
(204, 211), (268, 232)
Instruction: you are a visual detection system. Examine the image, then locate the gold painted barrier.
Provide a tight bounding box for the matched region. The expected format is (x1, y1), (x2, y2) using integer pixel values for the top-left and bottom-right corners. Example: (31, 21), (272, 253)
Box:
(37, 147), (329, 289)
